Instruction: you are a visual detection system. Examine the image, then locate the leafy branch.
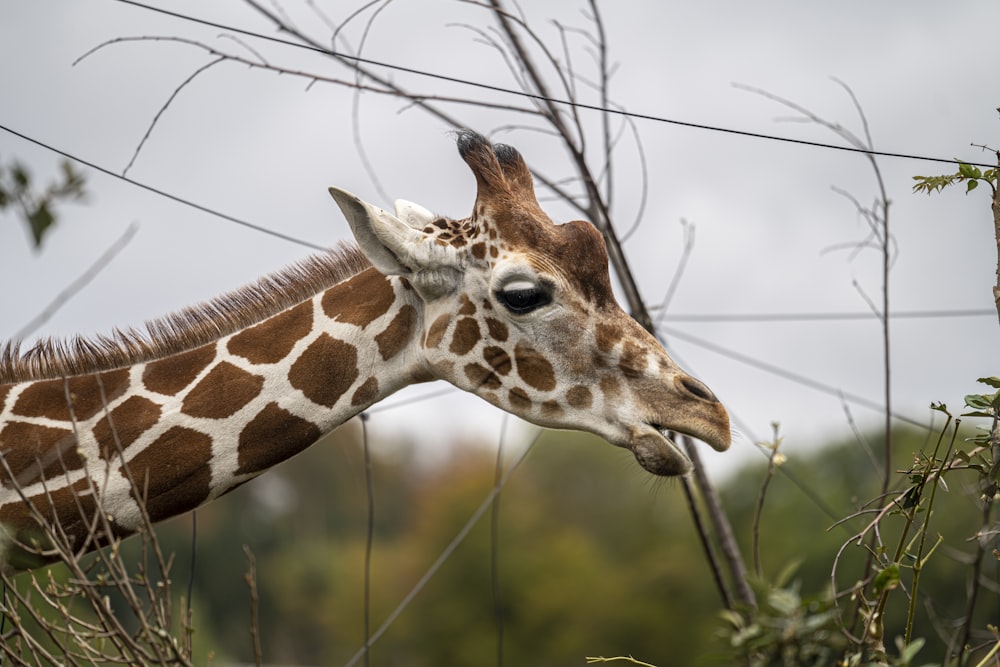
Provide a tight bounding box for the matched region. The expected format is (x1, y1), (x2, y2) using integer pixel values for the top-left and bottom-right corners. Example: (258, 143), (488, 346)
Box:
(913, 151), (1000, 326)
(0, 158), (87, 249)
(913, 161), (997, 196)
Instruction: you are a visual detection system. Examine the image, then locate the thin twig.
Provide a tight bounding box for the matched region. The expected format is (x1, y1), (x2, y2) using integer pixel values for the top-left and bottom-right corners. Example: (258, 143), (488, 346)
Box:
(12, 222), (139, 342)
(751, 424), (782, 579)
(243, 545), (263, 667)
(360, 414), (375, 667)
(683, 436), (755, 608)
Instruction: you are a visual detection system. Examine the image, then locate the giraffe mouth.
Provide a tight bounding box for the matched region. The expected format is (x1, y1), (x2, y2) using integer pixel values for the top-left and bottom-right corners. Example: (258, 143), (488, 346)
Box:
(630, 424), (693, 477)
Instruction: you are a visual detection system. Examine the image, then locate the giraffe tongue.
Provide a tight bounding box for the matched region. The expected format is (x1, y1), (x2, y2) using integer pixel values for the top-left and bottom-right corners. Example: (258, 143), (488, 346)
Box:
(631, 427), (693, 477)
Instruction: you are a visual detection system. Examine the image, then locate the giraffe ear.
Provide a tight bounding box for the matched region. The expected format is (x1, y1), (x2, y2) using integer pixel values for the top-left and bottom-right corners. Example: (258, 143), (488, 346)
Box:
(329, 187), (453, 278)
(393, 199), (437, 229)
(329, 187), (416, 275)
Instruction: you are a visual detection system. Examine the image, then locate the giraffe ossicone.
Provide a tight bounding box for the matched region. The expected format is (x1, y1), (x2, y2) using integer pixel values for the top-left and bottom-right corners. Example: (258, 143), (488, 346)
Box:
(0, 130), (730, 569)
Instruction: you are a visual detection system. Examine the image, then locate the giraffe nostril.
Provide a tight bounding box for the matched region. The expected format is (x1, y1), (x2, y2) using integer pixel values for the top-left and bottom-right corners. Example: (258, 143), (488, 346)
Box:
(677, 375), (718, 403)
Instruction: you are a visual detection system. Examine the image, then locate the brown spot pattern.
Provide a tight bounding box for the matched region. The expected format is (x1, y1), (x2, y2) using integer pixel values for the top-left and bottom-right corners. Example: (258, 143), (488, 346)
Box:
(599, 375), (622, 400)
(595, 322), (621, 353)
(325, 271), (395, 327)
(126, 426), (212, 521)
(541, 400), (563, 419)
(483, 346), (512, 376)
(13, 370), (129, 422)
(375, 305), (417, 361)
(508, 387), (532, 412)
(0, 383), (10, 413)
(514, 343), (556, 392)
(144, 344), (216, 396)
(0, 422), (80, 485)
(458, 294), (476, 316)
(619, 341), (647, 379)
(351, 377), (379, 407)
(93, 396), (162, 459)
(484, 317), (508, 342)
(289, 334), (358, 408)
(228, 300), (313, 365)
(181, 362), (264, 419)
(471, 242), (487, 260)
(566, 385), (593, 409)
(15, 478), (98, 553)
(449, 317), (481, 356)
(236, 402), (321, 475)
(425, 314), (450, 349)
(465, 363), (503, 390)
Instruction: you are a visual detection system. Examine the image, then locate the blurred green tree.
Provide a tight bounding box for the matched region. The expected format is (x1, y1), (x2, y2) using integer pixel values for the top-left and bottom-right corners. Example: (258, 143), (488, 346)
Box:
(1, 157), (86, 249)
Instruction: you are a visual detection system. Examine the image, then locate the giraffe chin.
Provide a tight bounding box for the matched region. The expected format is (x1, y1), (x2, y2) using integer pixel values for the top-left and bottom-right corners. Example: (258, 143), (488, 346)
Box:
(630, 428), (693, 477)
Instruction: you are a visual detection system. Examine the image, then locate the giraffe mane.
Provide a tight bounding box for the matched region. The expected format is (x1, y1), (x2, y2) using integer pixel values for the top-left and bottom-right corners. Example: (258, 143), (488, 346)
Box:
(0, 244), (373, 385)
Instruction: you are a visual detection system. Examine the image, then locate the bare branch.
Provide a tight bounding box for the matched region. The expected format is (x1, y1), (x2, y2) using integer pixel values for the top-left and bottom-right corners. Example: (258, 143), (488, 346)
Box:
(12, 222), (139, 342)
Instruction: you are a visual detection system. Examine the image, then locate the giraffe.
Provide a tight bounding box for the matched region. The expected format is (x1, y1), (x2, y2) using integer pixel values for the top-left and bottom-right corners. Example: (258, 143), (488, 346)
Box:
(0, 130), (730, 569)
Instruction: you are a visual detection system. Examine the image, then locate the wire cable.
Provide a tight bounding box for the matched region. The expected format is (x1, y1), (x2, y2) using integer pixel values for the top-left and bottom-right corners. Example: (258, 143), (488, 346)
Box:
(0, 122), (326, 251)
(660, 309), (995, 323)
(112, 0), (996, 169)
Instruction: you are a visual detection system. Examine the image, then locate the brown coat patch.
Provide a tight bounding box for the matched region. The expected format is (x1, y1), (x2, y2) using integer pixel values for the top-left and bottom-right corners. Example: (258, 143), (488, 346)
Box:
(181, 362), (264, 419)
(143, 344), (216, 397)
(483, 346), (512, 376)
(325, 270), (395, 328)
(425, 314), (451, 349)
(599, 375), (621, 401)
(0, 422), (80, 486)
(0, 383), (10, 413)
(595, 322), (621, 353)
(375, 305), (417, 361)
(566, 385), (593, 409)
(288, 334), (358, 408)
(618, 341), (647, 379)
(484, 317), (508, 342)
(514, 343), (556, 392)
(449, 317), (481, 356)
(12, 369), (129, 422)
(508, 387), (532, 412)
(93, 396), (162, 459)
(540, 400), (563, 419)
(126, 426), (213, 521)
(464, 363), (503, 390)
(1, 478), (99, 556)
(458, 294), (477, 316)
(228, 300), (313, 365)
(351, 377), (380, 407)
(236, 402), (321, 475)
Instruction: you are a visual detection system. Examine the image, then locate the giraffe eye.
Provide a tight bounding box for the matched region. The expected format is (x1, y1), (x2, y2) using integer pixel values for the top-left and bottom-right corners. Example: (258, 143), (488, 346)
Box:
(496, 282), (551, 314)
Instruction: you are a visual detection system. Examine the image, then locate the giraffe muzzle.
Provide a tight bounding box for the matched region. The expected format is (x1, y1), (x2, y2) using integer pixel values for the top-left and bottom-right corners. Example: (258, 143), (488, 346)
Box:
(631, 427), (692, 477)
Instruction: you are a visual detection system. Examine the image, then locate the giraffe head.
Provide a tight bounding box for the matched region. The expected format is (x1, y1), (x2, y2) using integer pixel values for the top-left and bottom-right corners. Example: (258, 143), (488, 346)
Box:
(329, 130), (730, 476)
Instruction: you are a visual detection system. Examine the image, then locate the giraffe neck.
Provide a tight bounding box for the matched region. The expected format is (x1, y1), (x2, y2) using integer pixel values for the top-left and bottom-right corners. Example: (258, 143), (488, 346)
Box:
(0, 268), (425, 562)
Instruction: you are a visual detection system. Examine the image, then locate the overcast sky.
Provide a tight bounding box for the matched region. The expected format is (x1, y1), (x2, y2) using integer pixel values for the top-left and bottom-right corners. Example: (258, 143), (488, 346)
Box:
(2, 1), (998, 480)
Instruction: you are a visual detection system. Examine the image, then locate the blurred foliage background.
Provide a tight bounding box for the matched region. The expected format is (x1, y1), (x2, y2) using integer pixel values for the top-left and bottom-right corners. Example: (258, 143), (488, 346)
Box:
(45, 414), (982, 666)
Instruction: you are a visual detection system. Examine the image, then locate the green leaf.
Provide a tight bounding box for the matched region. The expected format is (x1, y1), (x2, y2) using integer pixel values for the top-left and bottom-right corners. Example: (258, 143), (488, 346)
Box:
(929, 401), (950, 415)
(896, 636), (925, 664)
(873, 563), (901, 595)
(964, 394), (994, 410)
(967, 179), (979, 193)
(977, 377), (1000, 389)
(27, 202), (55, 249)
(958, 162), (977, 179)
